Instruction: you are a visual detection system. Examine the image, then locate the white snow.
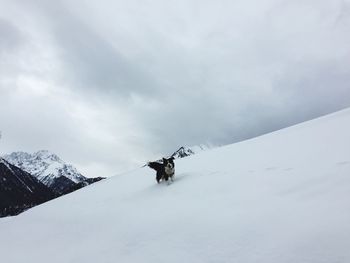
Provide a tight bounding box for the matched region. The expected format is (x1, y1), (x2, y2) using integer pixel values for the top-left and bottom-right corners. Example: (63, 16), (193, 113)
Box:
(188, 143), (213, 153)
(1, 108), (350, 263)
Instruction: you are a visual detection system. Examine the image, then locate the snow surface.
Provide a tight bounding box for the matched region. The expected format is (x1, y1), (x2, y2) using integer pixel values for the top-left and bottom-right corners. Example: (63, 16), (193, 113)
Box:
(1, 108), (350, 263)
(188, 143), (213, 153)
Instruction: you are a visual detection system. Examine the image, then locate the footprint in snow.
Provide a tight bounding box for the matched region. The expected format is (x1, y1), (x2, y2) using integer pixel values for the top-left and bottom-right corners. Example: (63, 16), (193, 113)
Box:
(265, 167), (278, 171)
(336, 161), (350, 166)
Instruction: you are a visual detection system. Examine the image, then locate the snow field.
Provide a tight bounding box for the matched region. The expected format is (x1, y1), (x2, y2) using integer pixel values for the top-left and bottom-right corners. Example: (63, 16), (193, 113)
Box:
(1, 108), (350, 263)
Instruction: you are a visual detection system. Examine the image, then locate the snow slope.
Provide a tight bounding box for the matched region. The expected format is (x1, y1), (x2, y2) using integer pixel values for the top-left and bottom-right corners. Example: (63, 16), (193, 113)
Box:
(1, 108), (350, 263)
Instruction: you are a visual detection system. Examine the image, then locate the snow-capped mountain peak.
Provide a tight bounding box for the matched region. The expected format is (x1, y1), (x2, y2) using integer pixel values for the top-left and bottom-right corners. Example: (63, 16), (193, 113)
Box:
(34, 150), (61, 162)
(171, 143), (214, 159)
(3, 150), (86, 187)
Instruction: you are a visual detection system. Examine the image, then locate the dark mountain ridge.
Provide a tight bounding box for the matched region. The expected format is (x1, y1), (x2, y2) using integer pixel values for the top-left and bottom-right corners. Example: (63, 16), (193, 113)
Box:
(0, 158), (55, 217)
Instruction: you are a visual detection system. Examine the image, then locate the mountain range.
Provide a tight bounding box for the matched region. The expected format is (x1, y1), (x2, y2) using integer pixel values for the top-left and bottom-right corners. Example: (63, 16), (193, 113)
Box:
(0, 150), (104, 217)
(3, 150), (104, 195)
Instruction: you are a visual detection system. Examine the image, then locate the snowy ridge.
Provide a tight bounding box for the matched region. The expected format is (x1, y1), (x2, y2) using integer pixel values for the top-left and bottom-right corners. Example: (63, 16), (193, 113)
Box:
(1, 108), (350, 262)
(171, 143), (213, 159)
(1, 158), (32, 193)
(3, 150), (86, 186)
(0, 158), (32, 193)
(0, 157), (14, 173)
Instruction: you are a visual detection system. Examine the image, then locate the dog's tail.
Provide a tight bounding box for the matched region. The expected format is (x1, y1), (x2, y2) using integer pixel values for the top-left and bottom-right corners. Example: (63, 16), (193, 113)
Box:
(147, 161), (162, 171)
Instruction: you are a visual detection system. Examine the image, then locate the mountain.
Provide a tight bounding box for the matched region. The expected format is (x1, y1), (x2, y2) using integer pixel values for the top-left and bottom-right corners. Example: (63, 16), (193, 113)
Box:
(0, 158), (55, 217)
(148, 144), (213, 165)
(171, 144), (213, 159)
(3, 150), (104, 195)
(3, 150), (86, 186)
(1, 108), (350, 262)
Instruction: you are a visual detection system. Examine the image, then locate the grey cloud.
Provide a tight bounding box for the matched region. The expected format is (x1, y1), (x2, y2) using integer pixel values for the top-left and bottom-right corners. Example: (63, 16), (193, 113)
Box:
(0, 18), (23, 52)
(274, 59), (350, 119)
(1, 0), (350, 176)
(55, 20), (157, 98)
(23, 0), (160, 99)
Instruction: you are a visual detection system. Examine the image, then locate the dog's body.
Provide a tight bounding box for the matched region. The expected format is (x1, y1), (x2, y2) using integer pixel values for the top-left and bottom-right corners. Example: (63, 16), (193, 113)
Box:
(148, 157), (175, 183)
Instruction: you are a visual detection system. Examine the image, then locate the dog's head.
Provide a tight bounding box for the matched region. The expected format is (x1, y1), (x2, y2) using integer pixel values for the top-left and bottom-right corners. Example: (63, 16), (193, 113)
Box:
(163, 157), (175, 171)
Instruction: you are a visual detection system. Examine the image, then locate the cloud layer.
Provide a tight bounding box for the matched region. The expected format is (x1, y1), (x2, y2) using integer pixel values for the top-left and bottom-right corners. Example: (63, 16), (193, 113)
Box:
(1, 0), (350, 177)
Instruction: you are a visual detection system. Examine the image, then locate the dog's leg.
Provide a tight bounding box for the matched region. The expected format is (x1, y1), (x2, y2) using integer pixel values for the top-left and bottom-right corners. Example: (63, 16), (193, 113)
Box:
(156, 172), (163, 184)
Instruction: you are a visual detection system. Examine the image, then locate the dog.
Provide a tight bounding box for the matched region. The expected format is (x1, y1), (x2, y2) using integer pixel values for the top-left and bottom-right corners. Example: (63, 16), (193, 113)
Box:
(147, 157), (175, 183)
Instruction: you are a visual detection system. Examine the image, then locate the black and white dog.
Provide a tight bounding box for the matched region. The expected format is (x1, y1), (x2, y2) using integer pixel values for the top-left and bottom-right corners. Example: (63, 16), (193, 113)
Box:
(147, 157), (175, 183)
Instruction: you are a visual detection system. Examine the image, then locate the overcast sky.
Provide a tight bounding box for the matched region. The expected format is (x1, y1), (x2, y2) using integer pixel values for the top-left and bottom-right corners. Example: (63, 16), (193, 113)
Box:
(0, 0), (350, 177)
